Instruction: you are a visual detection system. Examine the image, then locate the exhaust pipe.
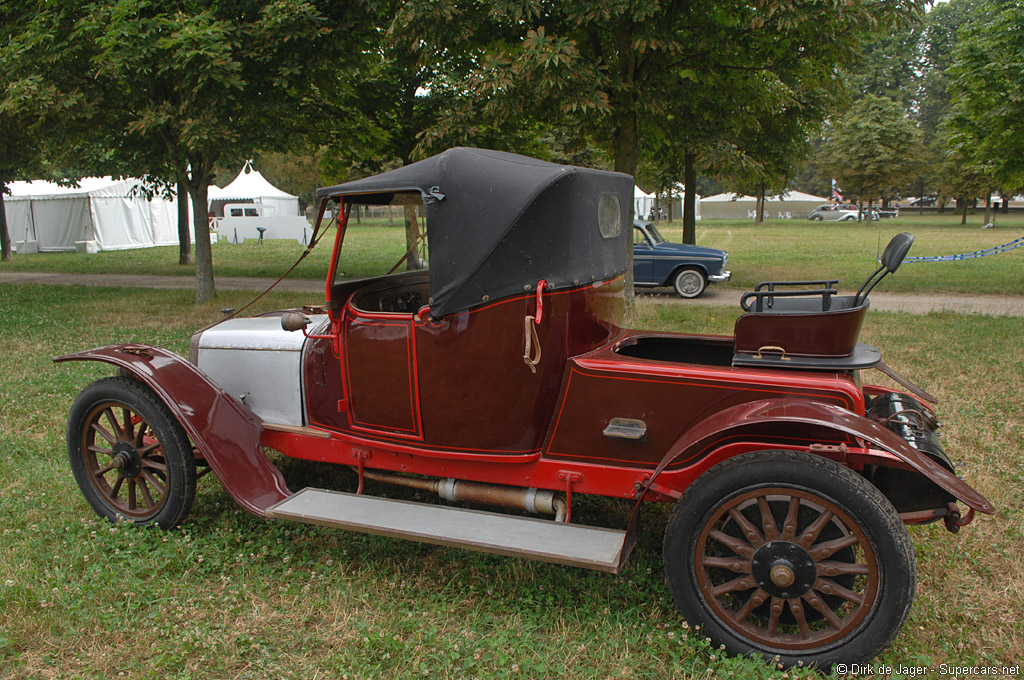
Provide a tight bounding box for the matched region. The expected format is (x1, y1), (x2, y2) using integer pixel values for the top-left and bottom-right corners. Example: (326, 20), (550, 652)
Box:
(361, 470), (567, 522)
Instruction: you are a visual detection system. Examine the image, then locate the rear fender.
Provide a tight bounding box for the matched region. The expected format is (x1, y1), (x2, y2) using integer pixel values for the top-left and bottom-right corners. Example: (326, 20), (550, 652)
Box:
(648, 398), (993, 514)
(54, 344), (290, 516)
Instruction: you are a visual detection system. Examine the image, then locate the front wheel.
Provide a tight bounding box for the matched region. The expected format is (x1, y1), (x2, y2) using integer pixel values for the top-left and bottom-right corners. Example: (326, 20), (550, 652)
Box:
(663, 450), (915, 670)
(67, 377), (196, 529)
(672, 268), (707, 298)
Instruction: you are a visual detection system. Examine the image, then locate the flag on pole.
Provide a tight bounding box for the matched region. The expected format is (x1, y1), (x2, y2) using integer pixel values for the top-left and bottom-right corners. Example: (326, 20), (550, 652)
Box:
(831, 179), (844, 202)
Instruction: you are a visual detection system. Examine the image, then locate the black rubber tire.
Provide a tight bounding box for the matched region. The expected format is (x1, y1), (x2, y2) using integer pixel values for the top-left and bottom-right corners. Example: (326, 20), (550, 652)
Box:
(811, 215), (823, 221)
(663, 450), (915, 670)
(672, 268), (707, 298)
(67, 377), (196, 529)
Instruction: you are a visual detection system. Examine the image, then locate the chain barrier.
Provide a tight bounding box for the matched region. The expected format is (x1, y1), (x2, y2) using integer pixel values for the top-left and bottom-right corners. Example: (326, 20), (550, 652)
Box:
(902, 236), (1024, 262)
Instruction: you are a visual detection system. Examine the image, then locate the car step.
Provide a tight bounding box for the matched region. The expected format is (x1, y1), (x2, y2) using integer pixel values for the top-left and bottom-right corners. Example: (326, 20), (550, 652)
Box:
(265, 487), (628, 573)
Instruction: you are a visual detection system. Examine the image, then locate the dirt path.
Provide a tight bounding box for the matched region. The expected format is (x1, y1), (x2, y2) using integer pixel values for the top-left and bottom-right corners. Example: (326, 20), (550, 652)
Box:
(3, 271), (1024, 317)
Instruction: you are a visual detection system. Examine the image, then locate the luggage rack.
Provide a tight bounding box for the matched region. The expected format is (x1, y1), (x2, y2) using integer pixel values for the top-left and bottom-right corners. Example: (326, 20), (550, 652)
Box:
(733, 233), (915, 370)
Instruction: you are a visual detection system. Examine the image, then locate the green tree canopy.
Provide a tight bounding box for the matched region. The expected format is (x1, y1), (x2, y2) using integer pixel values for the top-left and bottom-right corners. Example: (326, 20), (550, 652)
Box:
(819, 94), (924, 208)
(399, 0), (920, 244)
(3, 0), (366, 301)
(946, 0), (1024, 191)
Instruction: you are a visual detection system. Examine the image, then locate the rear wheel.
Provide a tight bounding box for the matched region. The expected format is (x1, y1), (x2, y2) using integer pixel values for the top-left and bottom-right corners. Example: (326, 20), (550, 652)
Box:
(663, 450), (915, 670)
(672, 268), (706, 298)
(67, 377), (196, 529)
(811, 215), (823, 221)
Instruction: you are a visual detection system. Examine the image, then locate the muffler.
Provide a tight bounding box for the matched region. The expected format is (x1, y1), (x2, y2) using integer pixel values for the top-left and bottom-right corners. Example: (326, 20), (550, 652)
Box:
(361, 470), (567, 522)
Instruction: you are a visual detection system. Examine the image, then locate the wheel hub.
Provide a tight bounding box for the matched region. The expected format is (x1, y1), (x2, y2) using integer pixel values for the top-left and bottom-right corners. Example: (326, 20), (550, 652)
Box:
(111, 441), (142, 478)
(751, 541), (816, 599)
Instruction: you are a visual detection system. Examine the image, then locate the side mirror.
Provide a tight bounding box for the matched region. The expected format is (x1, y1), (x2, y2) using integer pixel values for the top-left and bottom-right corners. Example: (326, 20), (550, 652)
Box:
(281, 312), (311, 332)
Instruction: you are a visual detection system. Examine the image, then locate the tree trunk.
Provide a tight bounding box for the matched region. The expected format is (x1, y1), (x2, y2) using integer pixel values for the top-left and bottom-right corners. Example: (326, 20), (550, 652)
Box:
(984, 194), (992, 225)
(0, 190), (12, 262)
(867, 199), (874, 224)
(186, 158), (217, 303)
(404, 203), (422, 270)
(754, 182), (765, 226)
(611, 116), (639, 177)
(177, 176), (192, 265)
(682, 152), (696, 245)
(960, 196), (967, 225)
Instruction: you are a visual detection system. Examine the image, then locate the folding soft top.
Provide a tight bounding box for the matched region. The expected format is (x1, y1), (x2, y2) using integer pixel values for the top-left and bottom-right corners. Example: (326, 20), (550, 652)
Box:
(317, 147), (632, 318)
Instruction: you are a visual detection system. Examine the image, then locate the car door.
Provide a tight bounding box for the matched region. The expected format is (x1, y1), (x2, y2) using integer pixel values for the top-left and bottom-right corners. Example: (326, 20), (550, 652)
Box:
(633, 225), (655, 284)
(341, 311), (422, 440)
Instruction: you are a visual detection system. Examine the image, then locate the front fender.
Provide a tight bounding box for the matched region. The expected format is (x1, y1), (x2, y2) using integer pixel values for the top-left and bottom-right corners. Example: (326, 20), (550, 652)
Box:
(54, 344), (290, 517)
(651, 398), (993, 514)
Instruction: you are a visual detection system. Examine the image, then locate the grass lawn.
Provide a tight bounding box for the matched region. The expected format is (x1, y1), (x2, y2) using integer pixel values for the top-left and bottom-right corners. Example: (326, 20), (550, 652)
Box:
(654, 214), (1024, 295)
(1, 283), (1021, 679)
(3, 214), (1023, 296)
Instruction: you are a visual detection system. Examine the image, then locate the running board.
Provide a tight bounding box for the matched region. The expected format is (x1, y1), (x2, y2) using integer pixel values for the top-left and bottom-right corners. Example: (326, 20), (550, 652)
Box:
(265, 488), (628, 573)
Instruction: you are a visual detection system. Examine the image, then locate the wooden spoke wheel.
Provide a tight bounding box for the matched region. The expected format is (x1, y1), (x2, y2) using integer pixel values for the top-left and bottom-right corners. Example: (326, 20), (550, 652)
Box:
(664, 450), (915, 670)
(68, 377), (196, 529)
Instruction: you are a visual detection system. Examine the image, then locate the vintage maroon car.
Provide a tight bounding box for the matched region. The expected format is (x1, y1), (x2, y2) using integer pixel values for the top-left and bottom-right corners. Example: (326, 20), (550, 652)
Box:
(57, 148), (992, 669)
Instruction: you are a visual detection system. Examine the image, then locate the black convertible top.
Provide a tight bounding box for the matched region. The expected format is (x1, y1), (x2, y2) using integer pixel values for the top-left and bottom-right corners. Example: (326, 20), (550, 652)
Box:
(317, 147), (632, 318)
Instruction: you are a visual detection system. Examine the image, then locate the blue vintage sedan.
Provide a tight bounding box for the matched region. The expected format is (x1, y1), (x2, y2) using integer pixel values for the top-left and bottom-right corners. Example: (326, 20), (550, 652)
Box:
(633, 221), (731, 298)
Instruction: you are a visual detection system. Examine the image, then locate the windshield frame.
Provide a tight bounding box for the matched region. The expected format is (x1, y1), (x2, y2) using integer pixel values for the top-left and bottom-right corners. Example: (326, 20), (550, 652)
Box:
(646, 223), (667, 244)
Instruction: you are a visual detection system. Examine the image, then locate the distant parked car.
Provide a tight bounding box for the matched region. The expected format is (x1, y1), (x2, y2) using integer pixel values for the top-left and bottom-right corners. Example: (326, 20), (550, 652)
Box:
(908, 196), (937, 207)
(633, 221), (730, 298)
(876, 207), (899, 219)
(808, 204), (859, 221)
(808, 205), (880, 221)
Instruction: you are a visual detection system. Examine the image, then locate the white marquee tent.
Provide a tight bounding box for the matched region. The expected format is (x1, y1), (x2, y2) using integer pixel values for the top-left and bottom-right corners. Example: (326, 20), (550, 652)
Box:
(209, 162), (310, 244)
(771, 190), (829, 218)
(700, 190), (829, 220)
(208, 162), (301, 218)
(4, 177), (192, 253)
(660, 183), (702, 221)
(700, 193), (756, 220)
(634, 185), (655, 220)
(634, 183), (702, 221)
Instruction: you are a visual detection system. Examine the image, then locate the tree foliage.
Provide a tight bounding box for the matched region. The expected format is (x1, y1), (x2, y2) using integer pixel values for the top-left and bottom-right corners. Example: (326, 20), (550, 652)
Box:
(398, 0), (920, 242)
(0, 2), (52, 261)
(3, 0), (366, 300)
(917, 0), (980, 144)
(946, 0), (1024, 192)
(819, 94), (924, 206)
(846, 23), (924, 110)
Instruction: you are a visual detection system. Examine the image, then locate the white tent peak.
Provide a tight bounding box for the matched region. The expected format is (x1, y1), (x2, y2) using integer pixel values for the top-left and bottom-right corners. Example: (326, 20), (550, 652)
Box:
(218, 162), (295, 200)
(207, 162), (300, 218)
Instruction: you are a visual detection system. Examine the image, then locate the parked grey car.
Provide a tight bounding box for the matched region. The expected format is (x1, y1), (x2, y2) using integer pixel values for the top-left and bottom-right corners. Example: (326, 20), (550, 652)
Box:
(808, 204), (879, 221)
(808, 204), (859, 221)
